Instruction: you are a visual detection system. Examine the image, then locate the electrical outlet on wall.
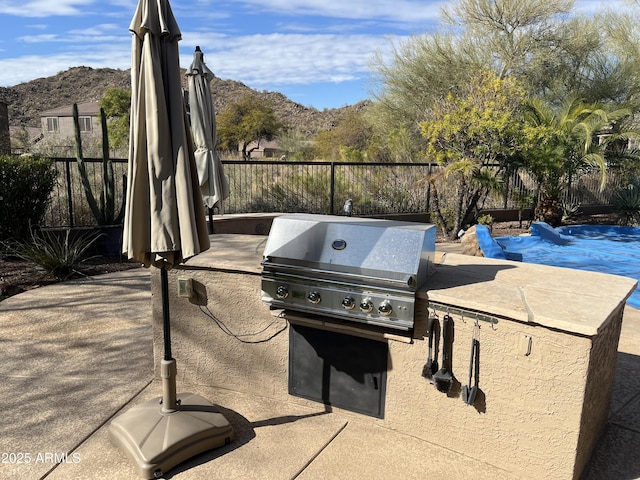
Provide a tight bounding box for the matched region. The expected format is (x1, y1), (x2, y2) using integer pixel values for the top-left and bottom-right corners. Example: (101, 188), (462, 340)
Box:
(177, 277), (193, 298)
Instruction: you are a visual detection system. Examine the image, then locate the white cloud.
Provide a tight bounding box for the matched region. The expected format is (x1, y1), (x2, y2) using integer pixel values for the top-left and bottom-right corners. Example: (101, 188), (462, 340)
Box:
(0, 0), (95, 17)
(106, 0), (136, 8)
(18, 24), (125, 45)
(182, 32), (400, 87)
(19, 33), (125, 44)
(574, 0), (633, 14)
(68, 24), (121, 35)
(1, 28), (400, 89)
(231, 0), (444, 24)
(0, 46), (131, 86)
(18, 34), (61, 43)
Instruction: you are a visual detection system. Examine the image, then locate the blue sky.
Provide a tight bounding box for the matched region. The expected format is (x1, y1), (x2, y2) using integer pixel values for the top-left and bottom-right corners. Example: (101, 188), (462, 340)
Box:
(0, 0), (630, 110)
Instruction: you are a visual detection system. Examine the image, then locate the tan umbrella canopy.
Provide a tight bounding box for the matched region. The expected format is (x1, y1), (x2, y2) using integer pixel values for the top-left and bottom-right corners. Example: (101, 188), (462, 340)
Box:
(122, 0), (209, 269)
(186, 46), (230, 213)
(111, 1), (233, 477)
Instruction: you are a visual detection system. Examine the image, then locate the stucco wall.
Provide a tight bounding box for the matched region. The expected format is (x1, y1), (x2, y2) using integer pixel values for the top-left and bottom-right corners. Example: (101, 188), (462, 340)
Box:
(40, 115), (101, 142)
(152, 269), (289, 397)
(383, 305), (622, 480)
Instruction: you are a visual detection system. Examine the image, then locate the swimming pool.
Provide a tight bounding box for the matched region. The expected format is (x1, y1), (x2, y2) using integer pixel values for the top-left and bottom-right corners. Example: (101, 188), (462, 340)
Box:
(489, 223), (640, 309)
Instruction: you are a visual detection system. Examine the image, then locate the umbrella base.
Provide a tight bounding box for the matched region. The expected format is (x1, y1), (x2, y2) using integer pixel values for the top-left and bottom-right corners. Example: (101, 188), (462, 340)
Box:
(109, 392), (234, 479)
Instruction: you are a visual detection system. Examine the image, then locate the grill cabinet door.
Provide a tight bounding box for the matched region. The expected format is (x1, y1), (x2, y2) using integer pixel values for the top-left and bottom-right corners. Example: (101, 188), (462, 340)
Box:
(288, 323), (388, 418)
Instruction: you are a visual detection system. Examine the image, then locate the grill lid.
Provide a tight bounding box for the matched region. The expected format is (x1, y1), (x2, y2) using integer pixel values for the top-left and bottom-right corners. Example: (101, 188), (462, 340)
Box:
(262, 214), (436, 290)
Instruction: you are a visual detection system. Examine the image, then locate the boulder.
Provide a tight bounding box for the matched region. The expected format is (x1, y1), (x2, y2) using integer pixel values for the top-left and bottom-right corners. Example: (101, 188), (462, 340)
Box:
(460, 225), (484, 257)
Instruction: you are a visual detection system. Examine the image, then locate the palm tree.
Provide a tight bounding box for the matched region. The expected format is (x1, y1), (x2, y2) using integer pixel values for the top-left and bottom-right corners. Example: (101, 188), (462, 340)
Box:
(522, 97), (632, 225)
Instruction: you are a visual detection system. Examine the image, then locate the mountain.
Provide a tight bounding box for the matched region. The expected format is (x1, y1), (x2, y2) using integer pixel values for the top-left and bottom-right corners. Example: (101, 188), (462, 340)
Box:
(0, 67), (130, 129)
(0, 66), (370, 136)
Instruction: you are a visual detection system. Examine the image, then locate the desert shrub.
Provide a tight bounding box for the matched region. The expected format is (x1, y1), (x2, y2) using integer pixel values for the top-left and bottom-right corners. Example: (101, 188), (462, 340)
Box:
(612, 179), (640, 226)
(477, 214), (494, 226)
(561, 196), (581, 222)
(2, 228), (100, 280)
(0, 155), (58, 240)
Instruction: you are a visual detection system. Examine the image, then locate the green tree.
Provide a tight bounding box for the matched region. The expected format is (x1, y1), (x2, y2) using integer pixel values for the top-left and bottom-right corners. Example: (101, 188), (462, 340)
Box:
(522, 97), (634, 224)
(369, 31), (484, 159)
(439, 0), (639, 105)
(313, 110), (376, 161)
(441, 0), (573, 79)
(216, 94), (283, 160)
(313, 129), (339, 160)
(420, 71), (529, 239)
(276, 129), (314, 161)
(602, 9), (640, 102)
(99, 87), (131, 151)
(369, 0), (572, 155)
(368, 0), (639, 159)
(11, 126), (31, 153)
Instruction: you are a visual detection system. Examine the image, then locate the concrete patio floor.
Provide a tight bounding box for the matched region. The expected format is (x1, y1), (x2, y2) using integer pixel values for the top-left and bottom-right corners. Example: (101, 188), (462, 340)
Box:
(1, 245), (639, 480)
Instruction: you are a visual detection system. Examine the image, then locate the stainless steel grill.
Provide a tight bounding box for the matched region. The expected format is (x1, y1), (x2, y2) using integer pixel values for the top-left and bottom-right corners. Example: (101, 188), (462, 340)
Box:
(261, 214), (436, 330)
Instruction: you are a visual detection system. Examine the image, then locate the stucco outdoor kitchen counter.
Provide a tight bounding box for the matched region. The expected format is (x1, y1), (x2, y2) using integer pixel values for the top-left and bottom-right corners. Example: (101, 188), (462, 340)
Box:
(182, 234), (266, 274)
(167, 234), (637, 479)
(424, 250), (637, 337)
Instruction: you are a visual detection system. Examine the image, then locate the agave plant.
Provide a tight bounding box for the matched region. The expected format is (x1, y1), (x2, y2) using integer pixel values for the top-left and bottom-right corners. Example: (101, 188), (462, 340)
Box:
(613, 180), (640, 226)
(561, 196), (581, 223)
(3, 228), (101, 280)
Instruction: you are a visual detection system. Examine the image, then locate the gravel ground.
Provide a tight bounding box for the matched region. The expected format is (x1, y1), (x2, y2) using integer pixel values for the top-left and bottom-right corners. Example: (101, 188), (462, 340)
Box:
(0, 255), (141, 299)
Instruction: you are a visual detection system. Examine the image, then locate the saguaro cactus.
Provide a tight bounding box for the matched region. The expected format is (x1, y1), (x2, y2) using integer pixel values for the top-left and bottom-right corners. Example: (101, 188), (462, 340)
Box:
(72, 103), (124, 225)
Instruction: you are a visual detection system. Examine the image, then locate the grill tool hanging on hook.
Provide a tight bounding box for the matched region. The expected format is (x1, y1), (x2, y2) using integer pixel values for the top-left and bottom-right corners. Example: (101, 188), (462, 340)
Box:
(433, 313), (454, 393)
(422, 315), (440, 382)
(462, 336), (480, 405)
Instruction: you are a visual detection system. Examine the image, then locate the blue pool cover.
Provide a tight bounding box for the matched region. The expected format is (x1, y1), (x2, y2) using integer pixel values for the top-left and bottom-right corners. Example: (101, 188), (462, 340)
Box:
(476, 223), (640, 309)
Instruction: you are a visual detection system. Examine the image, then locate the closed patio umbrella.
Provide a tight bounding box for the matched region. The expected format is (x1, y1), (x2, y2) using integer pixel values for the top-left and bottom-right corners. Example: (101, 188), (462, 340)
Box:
(110, 0), (233, 477)
(186, 46), (229, 227)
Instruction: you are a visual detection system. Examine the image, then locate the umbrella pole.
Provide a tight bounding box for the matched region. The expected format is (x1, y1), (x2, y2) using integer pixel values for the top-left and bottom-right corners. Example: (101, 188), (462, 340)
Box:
(160, 265), (178, 412)
(161, 265), (172, 360)
(208, 207), (214, 234)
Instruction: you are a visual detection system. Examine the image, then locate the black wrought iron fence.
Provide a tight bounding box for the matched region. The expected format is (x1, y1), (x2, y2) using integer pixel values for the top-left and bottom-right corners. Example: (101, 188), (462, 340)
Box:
(46, 157), (128, 227)
(42, 158), (627, 228)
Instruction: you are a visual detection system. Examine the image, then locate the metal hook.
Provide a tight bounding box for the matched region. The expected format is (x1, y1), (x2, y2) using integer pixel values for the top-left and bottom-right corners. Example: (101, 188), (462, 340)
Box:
(472, 317), (480, 340)
(461, 311), (466, 324)
(490, 318), (496, 331)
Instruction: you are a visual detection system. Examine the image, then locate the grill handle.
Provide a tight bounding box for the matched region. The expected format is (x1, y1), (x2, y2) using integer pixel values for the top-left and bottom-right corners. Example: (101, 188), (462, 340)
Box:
(261, 259), (418, 291)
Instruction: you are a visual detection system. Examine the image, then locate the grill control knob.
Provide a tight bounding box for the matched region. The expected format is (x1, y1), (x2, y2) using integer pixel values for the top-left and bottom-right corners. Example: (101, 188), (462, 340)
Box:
(275, 286), (289, 299)
(378, 301), (393, 316)
(341, 296), (356, 310)
(360, 298), (374, 313)
(307, 291), (321, 304)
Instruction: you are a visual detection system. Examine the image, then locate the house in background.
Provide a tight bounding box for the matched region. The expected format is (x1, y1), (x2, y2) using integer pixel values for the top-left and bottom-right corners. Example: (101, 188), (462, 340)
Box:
(243, 139), (282, 159)
(40, 101), (102, 140)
